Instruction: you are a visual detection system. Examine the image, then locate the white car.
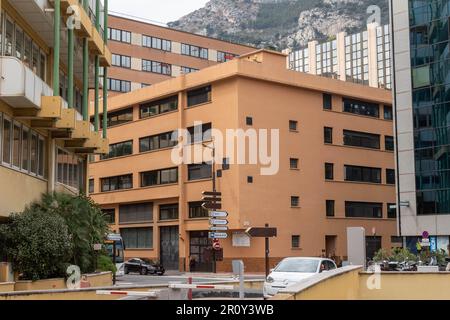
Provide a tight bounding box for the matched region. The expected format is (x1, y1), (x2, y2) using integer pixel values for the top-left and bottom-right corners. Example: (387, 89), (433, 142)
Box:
(263, 257), (337, 298)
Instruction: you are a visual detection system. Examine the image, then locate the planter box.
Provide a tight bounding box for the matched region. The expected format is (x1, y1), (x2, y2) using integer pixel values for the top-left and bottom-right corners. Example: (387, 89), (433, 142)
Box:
(0, 282), (15, 293)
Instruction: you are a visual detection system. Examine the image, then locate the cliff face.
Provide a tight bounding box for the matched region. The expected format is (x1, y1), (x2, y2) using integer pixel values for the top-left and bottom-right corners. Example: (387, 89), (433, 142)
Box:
(168, 0), (389, 50)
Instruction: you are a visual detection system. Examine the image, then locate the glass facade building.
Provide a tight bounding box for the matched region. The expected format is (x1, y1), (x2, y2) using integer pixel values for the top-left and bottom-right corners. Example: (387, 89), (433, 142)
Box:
(409, 0), (450, 215)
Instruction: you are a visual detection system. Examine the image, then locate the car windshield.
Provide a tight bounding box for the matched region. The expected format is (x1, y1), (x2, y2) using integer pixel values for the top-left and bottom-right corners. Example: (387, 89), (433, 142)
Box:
(274, 259), (319, 273)
(141, 258), (154, 264)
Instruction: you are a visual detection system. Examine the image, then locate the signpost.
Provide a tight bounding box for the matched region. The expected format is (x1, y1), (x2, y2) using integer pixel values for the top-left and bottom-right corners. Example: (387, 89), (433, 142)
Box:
(209, 232), (228, 239)
(246, 224), (278, 277)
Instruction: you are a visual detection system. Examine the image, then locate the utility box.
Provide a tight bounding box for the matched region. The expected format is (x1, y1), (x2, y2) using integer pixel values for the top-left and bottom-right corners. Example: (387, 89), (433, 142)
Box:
(347, 227), (366, 269)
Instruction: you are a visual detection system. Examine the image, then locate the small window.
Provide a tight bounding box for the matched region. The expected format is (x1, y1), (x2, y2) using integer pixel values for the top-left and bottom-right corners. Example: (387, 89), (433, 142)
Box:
(385, 136), (394, 151)
(323, 93), (332, 110)
(324, 127), (333, 144)
(289, 120), (298, 131)
(292, 235), (300, 248)
(384, 105), (393, 120)
(89, 179), (94, 194)
(188, 163), (212, 181)
(222, 158), (230, 170)
(291, 196), (300, 207)
(325, 163), (334, 180)
(290, 158), (299, 169)
(387, 203), (397, 219)
(247, 176), (253, 183)
(246, 117), (253, 126)
(102, 209), (116, 224)
(159, 204), (179, 221)
(386, 169), (396, 185)
(326, 200), (335, 217)
(391, 236), (402, 244)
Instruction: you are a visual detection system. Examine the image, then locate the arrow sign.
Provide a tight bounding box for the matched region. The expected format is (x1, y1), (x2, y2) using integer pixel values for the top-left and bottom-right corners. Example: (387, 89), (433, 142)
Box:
(210, 226), (229, 231)
(209, 211), (228, 218)
(209, 219), (228, 226)
(202, 197), (222, 202)
(246, 227), (277, 238)
(209, 232), (228, 239)
(202, 203), (222, 210)
(202, 191), (222, 197)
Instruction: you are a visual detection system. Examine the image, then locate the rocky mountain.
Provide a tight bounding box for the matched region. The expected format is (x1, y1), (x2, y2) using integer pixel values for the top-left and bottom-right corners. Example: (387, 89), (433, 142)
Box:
(168, 0), (389, 50)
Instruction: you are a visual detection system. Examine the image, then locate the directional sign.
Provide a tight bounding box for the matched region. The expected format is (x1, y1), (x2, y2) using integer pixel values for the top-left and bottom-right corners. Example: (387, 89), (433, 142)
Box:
(202, 191), (222, 197)
(209, 232), (228, 239)
(210, 219), (228, 226)
(209, 211), (228, 218)
(246, 227), (277, 238)
(202, 202), (222, 210)
(202, 197), (222, 202)
(210, 226), (229, 232)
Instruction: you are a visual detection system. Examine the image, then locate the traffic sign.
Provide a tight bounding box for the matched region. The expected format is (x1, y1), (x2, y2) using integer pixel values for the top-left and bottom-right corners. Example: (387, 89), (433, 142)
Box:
(202, 197), (222, 202)
(246, 227), (277, 238)
(210, 219), (228, 226)
(213, 240), (221, 250)
(202, 202), (222, 210)
(209, 232), (228, 239)
(202, 191), (222, 197)
(210, 226), (229, 231)
(209, 211), (228, 218)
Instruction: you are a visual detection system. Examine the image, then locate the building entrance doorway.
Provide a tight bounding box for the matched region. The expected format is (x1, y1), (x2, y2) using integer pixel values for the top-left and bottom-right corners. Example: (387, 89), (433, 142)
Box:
(160, 226), (179, 270)
(189, 231), (213, 272)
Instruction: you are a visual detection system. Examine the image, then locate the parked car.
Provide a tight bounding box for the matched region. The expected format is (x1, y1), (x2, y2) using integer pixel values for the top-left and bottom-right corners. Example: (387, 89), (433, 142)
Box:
(124, 258), (165, 276)
(263, 257), (337, 298)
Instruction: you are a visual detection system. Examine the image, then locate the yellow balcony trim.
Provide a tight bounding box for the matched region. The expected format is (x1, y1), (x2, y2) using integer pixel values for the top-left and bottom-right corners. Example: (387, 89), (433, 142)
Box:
(94, 138), (109, 155)
(40, 96), (63, 118)
(100, 46), (112, 67)
(89, 26), (103, 55)
(58, 0), (93, 38)
(71, 120), (90, 139)
(55, 108), (76, 130)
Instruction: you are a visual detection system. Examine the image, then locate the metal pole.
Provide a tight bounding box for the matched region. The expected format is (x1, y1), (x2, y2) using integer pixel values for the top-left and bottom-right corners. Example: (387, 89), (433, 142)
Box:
(112, 241), (116, 285)
(53, 0), (61, 96)
(188, 277), (193, 300)
(265, 223), (270, 278)
(82, 38), (89, 121)
(212, 145), (216, 274)
(102, 0), (109, 138)
(94, 56), (100, 131)
(67, 28), (74, 108)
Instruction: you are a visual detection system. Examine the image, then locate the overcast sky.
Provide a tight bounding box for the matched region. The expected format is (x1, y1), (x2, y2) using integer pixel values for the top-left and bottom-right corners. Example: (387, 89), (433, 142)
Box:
(108, 0), (209, 25)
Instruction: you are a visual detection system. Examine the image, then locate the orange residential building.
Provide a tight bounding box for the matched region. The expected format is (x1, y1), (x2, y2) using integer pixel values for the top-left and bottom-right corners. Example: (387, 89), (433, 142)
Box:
(103, 14), (255, 96)
(89, 50), (397, 273)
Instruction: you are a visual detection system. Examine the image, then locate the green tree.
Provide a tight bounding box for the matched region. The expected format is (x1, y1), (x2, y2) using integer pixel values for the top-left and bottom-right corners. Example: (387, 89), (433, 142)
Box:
(0, 208), (72, 281)
(30, 193), (110, 274)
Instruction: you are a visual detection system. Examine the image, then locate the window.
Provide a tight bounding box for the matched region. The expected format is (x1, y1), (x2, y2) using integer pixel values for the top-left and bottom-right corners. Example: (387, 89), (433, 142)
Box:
(101, 140), (133, 160)
(2, 116), (11, 164)
(141, 168), (178, 187)
(140, 96), (178, 119)
(106, 108), (133, 127)
(5, 17), (13, 56)
(344, 165), (381, 184)
(222, 158), (230, 170)
(387, 204), (397, 219)
(107, 78), (131, 93)
(326, 200), (335, 217)
(15, 26), (23, 60)
(345, 202), (383, 218)
(386, 169), (396, 185)
(246, 117), (253, 126)
(289, 120), (298, 131)
(384, 105), (393, 120)
(102, 209), (115, 224)
(12, 122), (21, 168)
(324, 127), (333, 144)
(38, 137), (45, 177)
(142, 59), (172, 75)
(140, 131), (178, 153)
(189, 202), (208, 219)
(217, 51), (236, 62)
(119, 203), (153, 224)
(323, 93), (332, 110)
(188, 163), (212, 181)
(292, 235), (300, 248)
(187, 86), (211, 107)
(187, 123), (212, 143)
(391, 236), (402, 244)
(291, 196), (300, 207)
(101, 174), (133, 192)
(56, 148), (83, 189)
(343, 98), (380, 118)
(30, 132), (37, 175)
(290, 158), (299, 169)
(89, 179), (94, 193)
(247, 176), (253, 183)
(325, 163), (334, 180)
(181, 43), (208, 59)
(121, 228), (153, 249)
(343, 130), (380, 149)
(112, 54), (131, 68)
(108, 28), (131, 43)
(159, 204), (179, 221)
(21, 127), (29, 171)
(181, 66), (198, 74)
(142, 35), (171, 52)
(385, 136), (394, 151)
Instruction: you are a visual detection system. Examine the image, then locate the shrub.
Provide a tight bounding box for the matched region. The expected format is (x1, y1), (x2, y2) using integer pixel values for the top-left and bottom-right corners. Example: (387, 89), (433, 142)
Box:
(97, 254), (117, 274)
(0, 208), (72, 281)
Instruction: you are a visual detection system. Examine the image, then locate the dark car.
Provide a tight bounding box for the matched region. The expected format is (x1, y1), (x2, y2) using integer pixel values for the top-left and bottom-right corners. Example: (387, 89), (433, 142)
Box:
(124, 258), (165, 276)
